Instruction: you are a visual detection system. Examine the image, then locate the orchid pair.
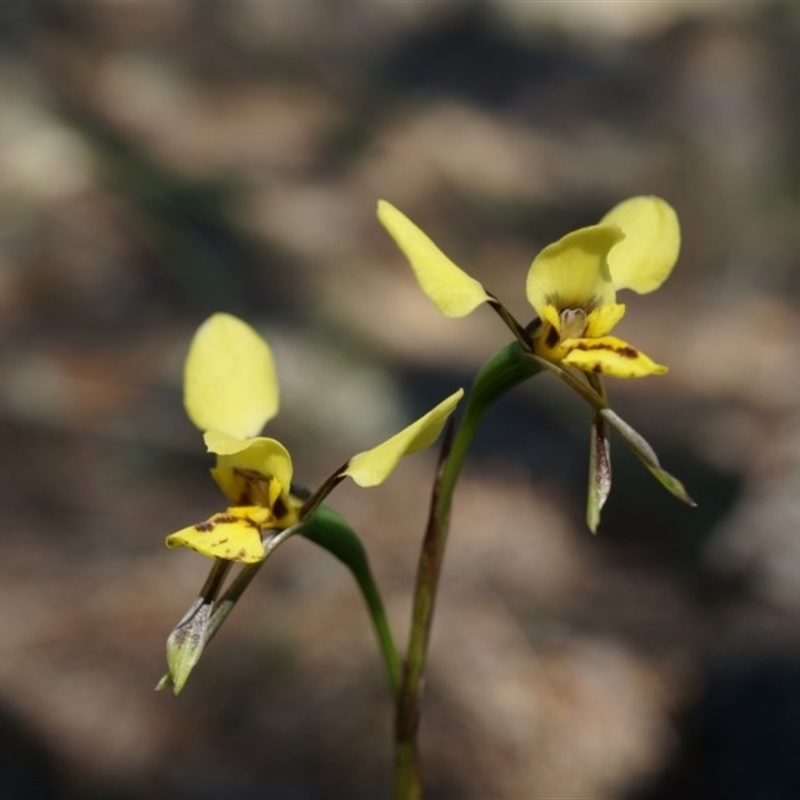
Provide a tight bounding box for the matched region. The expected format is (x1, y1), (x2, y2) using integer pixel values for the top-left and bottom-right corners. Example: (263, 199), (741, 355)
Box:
(160, 196), (692, 725)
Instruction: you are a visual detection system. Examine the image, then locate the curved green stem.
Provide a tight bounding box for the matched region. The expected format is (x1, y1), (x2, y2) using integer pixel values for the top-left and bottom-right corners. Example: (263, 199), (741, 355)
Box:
(301, 506), (402, 700)
(393, 342), (543, 799)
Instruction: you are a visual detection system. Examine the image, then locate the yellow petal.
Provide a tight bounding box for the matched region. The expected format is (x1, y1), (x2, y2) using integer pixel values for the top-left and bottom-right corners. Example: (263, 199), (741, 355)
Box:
(562, 336), (668, 378)
(585, 302), (626, 338)
(165, 506), (274, 563)
(600, 196), (680, 294)
(342, 388), (464, 487)
(208, 436), (294, 508)
(377, 200), (490, 318)
(526, 225), (623, 318)
(184, 313), (279, 438)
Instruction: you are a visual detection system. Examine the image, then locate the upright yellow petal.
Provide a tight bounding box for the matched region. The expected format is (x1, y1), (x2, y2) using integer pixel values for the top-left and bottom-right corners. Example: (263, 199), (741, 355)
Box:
(600, 196), (680, 294)
(184, 313), (279, 438)
(525, 225), (623, 318)
(342, 389), (464, 487)
(377, 200), (490, 318)
(562, 335), (668, 378)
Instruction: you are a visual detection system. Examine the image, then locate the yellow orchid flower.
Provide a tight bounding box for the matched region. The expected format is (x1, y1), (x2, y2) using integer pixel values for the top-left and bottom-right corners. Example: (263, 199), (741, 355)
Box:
(378, 196), (680, 378)
(166, 312), (463, 563)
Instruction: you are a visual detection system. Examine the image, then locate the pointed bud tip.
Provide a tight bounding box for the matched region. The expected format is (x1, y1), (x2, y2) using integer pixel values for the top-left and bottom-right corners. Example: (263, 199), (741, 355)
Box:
(155, 673), (178, 695)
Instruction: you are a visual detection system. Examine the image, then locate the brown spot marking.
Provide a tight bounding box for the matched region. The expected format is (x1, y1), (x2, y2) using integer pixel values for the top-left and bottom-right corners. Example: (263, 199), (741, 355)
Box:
(573, 342), (639, 359)
(216, 537), (229, 545)
(194, 522), (214, 532)
(215, 514), (239, 524)
(545, 326), (560, 349)
(273, 495), (288, 519)
(229, 516), (261, 531)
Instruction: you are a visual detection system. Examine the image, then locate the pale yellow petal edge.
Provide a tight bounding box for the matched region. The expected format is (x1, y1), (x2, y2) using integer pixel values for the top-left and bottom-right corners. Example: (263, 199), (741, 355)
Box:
(343, 388), (464, 487)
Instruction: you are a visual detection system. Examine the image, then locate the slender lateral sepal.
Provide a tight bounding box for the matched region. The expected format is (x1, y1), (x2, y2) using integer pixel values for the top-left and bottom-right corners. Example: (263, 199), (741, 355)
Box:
(587, 411), (612, 534)
(586, 372), (611, 533)
(523, 353), (693, 513)
(601, 408), (696, 506)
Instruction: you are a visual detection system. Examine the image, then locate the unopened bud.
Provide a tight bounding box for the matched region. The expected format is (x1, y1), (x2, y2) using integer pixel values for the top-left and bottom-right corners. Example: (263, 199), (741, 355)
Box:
(156, 598), (212, 696)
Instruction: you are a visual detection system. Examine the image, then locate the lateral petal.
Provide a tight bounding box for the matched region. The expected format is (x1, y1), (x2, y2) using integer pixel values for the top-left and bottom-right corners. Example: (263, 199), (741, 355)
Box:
(601, 196), (680, 294)
(378, 201), (490, 318)
(342, 388), (464, 487)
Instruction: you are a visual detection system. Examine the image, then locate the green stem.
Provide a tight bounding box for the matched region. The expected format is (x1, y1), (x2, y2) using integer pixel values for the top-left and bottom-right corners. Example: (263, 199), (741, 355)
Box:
(301, 507), (402, 701)
(393, 342), (542, 799)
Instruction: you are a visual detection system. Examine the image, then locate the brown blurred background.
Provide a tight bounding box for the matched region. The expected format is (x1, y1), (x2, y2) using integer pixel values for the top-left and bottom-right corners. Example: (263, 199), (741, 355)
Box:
(2, 1), (800, 798)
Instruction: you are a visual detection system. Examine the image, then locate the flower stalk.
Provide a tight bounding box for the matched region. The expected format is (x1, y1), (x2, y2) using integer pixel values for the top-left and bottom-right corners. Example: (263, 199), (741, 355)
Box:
(394, 342), (543, 798)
